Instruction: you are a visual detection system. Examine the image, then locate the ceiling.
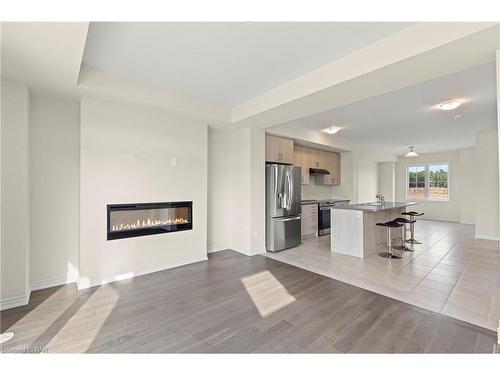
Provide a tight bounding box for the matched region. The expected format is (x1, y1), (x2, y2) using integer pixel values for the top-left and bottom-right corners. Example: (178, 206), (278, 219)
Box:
(280, 62), (497, 155)
(82, 22), (411, 107)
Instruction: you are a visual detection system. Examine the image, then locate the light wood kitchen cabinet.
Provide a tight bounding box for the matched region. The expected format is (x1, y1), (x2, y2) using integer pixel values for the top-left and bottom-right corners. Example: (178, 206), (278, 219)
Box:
(293, 145), (311, 184)
(301, 203), (318, 239)
(265, 134), (294, 164)
(310, 149), (327, 170)
(316, 151), (341, 186)
(331, 152), (341, 185)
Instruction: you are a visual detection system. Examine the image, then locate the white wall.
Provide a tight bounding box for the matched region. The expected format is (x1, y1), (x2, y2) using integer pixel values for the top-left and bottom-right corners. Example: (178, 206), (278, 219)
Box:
(459, 148), (476, 225)
(357, 160), (379, 203)
(79, 98), (208, 288)
(207, 128), (231, 252)
(1, 78), (30, 308)
(29, 95), (80, 287)
(378, 162), (396, 202)
(396, 150), (461, 222)
(475, 130), (499, 239)
(228, 128), (252, 254)
(208, 127), (265, 256)
(250, 128), (266, 253)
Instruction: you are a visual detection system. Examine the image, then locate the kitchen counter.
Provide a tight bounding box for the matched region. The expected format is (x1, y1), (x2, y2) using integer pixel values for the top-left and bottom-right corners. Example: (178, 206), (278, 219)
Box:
(331, 201), (418, 258)
(301, 199), (350, 205)
(332, 201), (418, 212)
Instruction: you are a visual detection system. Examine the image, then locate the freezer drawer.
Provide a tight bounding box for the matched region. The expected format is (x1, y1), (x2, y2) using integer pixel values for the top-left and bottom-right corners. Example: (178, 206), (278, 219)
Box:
(266, 215), (301, 252)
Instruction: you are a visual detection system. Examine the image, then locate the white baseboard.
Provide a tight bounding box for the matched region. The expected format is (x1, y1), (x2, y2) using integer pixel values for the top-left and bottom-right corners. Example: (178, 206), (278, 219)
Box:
(207, 245), (228, 254)
(77, 255), (208, 290)
(30, 276), (77, 291)
(475, 233), (500, 241)
(0, 290), (31, 311)
(250, 248), (267, 256)
(228, 247), (267, 257)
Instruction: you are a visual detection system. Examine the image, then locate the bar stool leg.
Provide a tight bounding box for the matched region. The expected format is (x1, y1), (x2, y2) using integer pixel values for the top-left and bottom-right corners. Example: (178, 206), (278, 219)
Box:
(395, 224), (414, 252)
(379, 227), (402, 259)
(405, 216), (422, 244)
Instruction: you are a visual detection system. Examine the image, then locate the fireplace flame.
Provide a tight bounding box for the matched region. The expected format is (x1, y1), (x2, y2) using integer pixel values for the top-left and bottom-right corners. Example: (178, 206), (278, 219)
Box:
(111, 217), (189, 232)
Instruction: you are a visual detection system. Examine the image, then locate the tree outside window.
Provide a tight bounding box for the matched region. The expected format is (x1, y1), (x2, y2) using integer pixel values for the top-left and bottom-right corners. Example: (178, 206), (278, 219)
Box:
(407, 164), (449, 201)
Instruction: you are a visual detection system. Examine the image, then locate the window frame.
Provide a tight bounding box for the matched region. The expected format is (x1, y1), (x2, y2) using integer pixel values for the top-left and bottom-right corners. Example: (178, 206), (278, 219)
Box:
(405, 162), (450, 202)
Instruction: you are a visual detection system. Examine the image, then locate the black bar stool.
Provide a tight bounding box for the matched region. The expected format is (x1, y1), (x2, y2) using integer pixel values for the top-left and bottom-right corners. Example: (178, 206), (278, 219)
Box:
(376, 221), (403, 259)
(401, 211), (424, 244)
(393, 217), (416, 252)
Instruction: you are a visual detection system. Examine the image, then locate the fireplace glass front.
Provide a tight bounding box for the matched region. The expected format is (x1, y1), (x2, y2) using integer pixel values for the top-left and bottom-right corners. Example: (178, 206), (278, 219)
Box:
(107, 201), (192, 240)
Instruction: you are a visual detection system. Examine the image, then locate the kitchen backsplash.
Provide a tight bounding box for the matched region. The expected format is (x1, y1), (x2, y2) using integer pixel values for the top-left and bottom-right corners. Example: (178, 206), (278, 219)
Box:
(301, 181), (336, 200)
(301, 178), (351, 201)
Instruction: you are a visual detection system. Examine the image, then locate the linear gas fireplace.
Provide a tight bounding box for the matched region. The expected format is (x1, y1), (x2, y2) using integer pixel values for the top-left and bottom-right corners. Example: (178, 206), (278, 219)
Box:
(107, 201), (192, 240)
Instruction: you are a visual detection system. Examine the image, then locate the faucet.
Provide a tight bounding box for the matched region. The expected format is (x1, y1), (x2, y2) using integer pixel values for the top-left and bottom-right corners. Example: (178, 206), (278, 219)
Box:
(376, 194), (385, 205)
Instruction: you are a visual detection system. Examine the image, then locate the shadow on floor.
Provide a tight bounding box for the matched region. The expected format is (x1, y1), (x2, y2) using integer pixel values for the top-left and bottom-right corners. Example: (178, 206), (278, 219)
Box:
(1, 285), (64, 332)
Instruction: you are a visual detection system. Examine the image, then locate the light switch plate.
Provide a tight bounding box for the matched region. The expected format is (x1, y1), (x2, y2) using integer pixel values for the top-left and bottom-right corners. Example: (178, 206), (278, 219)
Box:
(171, 157), (177, 166)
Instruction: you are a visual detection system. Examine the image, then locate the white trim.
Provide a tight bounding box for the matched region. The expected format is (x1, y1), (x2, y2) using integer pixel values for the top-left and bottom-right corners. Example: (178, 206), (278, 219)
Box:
(207, 245), (228, 254)
(30, 276), (77, 292)
(229, 247), (268, 257)
(250, 248), (267, 256)
(77, 255), (208, 290)
(0, 289), (31, 311)
(226, 248), (251, 256)
(475, 233), (500, 241)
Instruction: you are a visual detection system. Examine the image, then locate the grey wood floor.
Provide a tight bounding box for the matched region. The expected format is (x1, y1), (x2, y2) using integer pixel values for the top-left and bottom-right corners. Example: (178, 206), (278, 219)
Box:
(1, 250), (496, 353)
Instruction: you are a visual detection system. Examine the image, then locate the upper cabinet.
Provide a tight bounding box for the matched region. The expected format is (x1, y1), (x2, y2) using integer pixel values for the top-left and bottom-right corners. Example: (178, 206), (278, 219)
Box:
(317, 151), (341, 186)
(294, 146), (341, 186)
(293, 145), (311, 185)
(265, 134), (294, 164)
(267, 135), (341, 186)
(310, 149), (327, 170)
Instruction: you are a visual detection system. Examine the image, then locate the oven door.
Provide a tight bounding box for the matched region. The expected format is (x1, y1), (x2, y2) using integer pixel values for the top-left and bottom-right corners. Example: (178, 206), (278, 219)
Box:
(318, 206), (331, 236)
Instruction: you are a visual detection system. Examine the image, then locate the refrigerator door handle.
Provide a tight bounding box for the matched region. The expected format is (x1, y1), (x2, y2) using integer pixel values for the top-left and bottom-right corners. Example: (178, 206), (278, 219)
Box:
(288, 170), (293, 210)
(275, 215), (301, 222)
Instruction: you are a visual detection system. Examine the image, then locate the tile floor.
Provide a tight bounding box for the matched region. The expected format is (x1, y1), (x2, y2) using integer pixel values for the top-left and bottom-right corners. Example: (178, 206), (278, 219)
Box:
(265, 220), (500, 331)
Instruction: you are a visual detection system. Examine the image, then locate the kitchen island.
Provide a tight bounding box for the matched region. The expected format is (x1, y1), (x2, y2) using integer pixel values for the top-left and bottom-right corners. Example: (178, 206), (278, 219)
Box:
(331, 201), (417, 258)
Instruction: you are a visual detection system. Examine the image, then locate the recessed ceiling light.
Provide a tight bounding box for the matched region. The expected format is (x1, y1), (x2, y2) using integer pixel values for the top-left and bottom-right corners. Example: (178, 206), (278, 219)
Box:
(405, 146), (419, 158)
(452, 114), (464, 120)
(438, 100), (463, 111)
(324, 126), (342, 135)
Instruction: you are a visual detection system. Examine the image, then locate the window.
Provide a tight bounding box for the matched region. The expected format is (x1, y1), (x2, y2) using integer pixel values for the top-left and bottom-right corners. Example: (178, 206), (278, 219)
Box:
(407, 163), (449, 201)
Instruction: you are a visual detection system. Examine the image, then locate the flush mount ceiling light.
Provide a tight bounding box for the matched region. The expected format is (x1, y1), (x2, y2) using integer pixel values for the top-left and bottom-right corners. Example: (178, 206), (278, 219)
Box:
(405, 146), (419, 158)
(323, 126), (342, 135)
(438, 100), (463, 111)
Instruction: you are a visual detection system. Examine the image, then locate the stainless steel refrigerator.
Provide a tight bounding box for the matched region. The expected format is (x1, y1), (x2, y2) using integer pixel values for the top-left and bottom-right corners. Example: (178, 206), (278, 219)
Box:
(266, 164), (302, 252)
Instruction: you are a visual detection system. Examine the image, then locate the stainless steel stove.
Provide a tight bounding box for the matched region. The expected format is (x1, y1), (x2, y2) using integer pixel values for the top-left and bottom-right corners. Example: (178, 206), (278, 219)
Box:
(318, 199), (349, 236)
(318, 199), (340, 207)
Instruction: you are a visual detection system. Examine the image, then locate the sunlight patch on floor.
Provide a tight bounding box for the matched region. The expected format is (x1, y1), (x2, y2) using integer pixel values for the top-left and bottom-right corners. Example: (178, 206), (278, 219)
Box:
(241, 270), (296, 317)
(47, 285), (119, 352)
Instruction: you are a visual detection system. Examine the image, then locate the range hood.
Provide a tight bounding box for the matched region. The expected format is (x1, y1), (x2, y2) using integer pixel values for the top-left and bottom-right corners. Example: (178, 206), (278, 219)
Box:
(309, 168), (330, 175)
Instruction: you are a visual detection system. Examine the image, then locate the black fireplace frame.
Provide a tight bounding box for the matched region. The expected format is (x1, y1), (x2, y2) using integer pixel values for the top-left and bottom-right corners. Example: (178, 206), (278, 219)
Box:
(107, 201), (193, 240)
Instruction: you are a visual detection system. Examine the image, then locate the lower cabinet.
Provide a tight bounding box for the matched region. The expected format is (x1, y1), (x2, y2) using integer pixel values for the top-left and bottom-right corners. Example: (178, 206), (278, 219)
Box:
(301, 203), (318, 239)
